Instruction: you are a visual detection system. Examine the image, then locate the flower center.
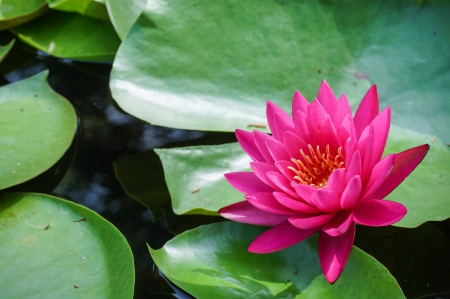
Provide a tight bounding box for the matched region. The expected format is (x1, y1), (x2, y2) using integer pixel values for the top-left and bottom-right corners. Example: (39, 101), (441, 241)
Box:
(288, 144), (345, 188)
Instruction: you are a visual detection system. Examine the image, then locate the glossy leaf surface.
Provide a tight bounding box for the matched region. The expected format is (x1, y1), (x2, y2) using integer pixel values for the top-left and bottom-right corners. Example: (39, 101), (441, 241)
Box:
(11, 10), (120, 61)
(110, 0), (450, 136)
(0, 71), (77, 190)
(47, 0), (109, 20)
(150, 222), (405, 299)
(105, 0), (147, 39)
(0, 192), (134, 298)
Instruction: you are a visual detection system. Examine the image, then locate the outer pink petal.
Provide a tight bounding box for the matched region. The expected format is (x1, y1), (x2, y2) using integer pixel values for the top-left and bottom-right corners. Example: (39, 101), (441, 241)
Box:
(272, 112), (295, 141)
(318, 223), (356, 284)
(292, 183), (316, 205)
(354, 85), (379, 139)
(266, 138), (290, 161)
(322, 209), (354, 237)
(254, 130), (275, 164)
(225, 172), (274, 194)
(361, 154), (395, 199)
(346, 150), (362, 183)
(266, 171), (298, 198)
(250, 162), (282, 191)
(292, 90), (310, 115)
(245, 193), (298, 216)
(357, 125), (374, 177)
(219, 201), (288, 226)
(266, 100), (291, 141)
(311, 188), (341, 213)
(248, 221), (318, 253)
(370, 144), (430, 199)
(317, 80), (337, 114)
(353, 199), (407, 226)
(326, 168), (346, 195)
(273, 192), (321, 214)
(340, 175), (362, 209)
(289, 213), (336, 229)
(368, 107), (391, 169)
(235, 129), (265, 162)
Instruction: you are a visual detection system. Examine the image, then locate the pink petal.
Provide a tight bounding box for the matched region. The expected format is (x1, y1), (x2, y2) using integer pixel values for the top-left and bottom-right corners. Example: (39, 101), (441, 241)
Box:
(289, 213), (336, 229)
(266, 171), (298, 198)
(292, 90), (310, 115)
(340, 175), (362, 209)
(283, 131), (308, 160)
(293, 110), (317, 144)
(368, 107), (391, 169)
(361, 154), (395, 199)
(318, 223), (356, 284)
(353, 199), (407, 226)
(319, 116), (340, 151)
(246, 193), (298, 215)
(317, 80), (337, 114)
(309, 99), (328, 127)
(266, 138), (290, 161)
(253, 130), (275, 164)
(292, 183), (316, 205)
(225, 172), (274, 194)
(219, 201), (288, 226)
(312, 131), (327, 151)
(250, 162), (282, 191)
(326, 169), (346, 195)
(266, 101), (291, 141)
(346, 150), (362, 183)
(235, 129), (265, 162)
(248, 221), (318, 253)
(272, 112), (295, 141)
(322, 209), (354, 237)
(273, 192), (321, 214)
(354, 85), (379, 139)
(340, 114), (357, 154)
(274, 160), (296, 180)
(331, 94), (352, 130)
(311, 188), (341, 213)
(357, 125), (374, 177)
(370, 144), (429, 199)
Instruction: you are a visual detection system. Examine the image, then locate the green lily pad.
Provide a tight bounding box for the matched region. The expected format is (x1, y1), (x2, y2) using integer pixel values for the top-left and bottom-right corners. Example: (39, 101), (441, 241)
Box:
(355, 221), (450, 298)
(0, 0), (48, 31)
(150, 222), (405, 299)
(10, 10), (120, 61)
(47, 0), (110, 21)
(0, 71), (77, 190)
(0, 38), (14, 62)
(105, 0), (147, 39)
(110, 0), (449, 135)
(156, 124), (450, 227)
(0, 192), (134, 298)
(155, 143), (249, 216)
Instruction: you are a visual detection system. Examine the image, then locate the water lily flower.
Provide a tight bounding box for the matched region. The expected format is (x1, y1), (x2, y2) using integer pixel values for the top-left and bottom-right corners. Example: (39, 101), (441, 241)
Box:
(219, 81), (429, 283)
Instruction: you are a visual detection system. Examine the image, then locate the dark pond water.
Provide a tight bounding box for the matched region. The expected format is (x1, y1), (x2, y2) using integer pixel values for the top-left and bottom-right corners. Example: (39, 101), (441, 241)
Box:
(1, 35), (449, 299)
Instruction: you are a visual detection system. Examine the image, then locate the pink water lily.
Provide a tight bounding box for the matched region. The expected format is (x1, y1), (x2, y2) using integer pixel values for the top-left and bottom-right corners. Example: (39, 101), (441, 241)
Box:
(219, 81), (429, 283)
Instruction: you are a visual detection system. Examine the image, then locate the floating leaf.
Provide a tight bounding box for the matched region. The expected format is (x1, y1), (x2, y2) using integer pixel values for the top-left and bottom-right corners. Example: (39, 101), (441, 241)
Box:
(105, 0), (147, 39)
(0, 39), (14, 62)
(110, 0), (449, 135)
(11, 10), (120, 61)
(0, 192), (134, 298)
(0, 71), (77, 190)
(150, 222), (405, 299)
(0, 1), (48, 31)
(47, 0), (110, 21)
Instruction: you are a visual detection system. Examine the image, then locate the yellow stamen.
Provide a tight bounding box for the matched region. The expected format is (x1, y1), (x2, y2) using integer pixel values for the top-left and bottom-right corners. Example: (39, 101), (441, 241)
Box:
(287, 144), (345, 188)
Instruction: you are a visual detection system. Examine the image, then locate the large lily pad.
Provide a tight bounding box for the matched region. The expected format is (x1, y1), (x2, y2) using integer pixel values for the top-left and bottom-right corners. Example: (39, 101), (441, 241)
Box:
(156, 124), (450, 227)
(0, 71), (77, 190)
(10, 10), (120, 61)
(110, 0), (450, 135)
(105, 0), (147, 39)
(150, 222), (405, 299)
(0, 192), (134, 298)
